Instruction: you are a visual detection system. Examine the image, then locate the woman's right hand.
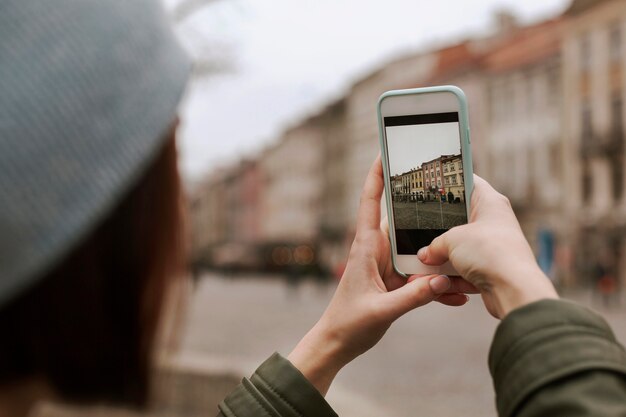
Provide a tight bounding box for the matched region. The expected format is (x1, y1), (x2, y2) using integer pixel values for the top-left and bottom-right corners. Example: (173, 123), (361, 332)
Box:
(417, 175), (559, 319)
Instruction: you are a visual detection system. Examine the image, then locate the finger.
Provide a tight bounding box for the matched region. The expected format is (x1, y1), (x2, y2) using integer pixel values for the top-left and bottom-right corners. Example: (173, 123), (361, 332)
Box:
(417, 232), (454, 266)
(414, 176), (506, 266)
(356, 155), (384, 232)
(381, 219), (405, 291)
(436, 293), (470, 307)
(447, 277), (480, 294)
(409, 275), (479, 294)
(384, 274), (449, 317)
(406, 274), (440, 284)
(470, 175), (515, 222)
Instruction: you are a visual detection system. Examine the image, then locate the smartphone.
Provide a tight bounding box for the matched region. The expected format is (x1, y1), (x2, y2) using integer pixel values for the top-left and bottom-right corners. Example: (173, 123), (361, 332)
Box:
(377, 86), (474, 277)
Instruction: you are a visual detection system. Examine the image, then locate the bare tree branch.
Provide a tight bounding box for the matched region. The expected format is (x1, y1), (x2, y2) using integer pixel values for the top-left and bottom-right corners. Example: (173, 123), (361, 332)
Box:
(172, 0), (224, 22)
(170, 0), (235, 78)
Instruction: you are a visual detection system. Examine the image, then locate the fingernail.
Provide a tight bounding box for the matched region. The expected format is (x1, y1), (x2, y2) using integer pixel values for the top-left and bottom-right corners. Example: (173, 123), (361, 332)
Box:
(417, 247), (427, 261)
(429, 275), (450, 294)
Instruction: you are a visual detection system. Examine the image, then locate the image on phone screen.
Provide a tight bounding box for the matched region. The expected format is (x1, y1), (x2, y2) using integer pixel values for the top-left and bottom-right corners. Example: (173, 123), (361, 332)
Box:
(384, 112), (467, 255)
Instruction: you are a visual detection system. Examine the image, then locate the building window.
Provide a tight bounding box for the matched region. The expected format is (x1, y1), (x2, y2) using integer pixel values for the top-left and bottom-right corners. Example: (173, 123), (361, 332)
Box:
(437, 180), (442, 187)
(610, 23), (623, 63)
(549, 141), (562, 182)
(580, 33), (591, 72)
(581, 101), (592, 142)
(611, 93), (623, 140)
(548, 67), (560, 106)
(582, 159), (592, 204)
(525, 72), (534, 116)
(612, 154), (623, 202)
(611, 93), (624, 202)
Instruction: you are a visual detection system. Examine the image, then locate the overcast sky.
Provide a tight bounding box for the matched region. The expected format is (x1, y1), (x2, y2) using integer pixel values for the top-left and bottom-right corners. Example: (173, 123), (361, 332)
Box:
(171, 0), (570, 183)
(387, 123), (461, 176)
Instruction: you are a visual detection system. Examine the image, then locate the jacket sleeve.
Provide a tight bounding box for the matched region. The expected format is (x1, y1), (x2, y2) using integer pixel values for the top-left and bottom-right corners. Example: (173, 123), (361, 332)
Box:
(217, 352), (338, 417)
(489, 299), (626, 417)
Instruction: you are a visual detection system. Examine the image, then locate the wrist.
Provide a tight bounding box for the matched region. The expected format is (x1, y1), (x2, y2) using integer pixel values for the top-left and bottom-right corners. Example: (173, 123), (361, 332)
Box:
(287, 320), (347, 396)
(490, 264), (559, 318)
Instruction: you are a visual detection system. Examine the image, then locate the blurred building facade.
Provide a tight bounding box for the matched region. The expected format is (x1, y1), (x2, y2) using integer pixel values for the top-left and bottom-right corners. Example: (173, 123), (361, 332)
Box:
(258, 122), (324, 244)
(563, 0), (626, 286)
(190, 0), (626, 287)
(483, 18), (566, 282)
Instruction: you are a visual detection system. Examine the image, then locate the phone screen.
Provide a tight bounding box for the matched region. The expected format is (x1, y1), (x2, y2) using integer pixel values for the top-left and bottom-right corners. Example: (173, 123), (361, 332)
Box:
(384, 112), (468, 255)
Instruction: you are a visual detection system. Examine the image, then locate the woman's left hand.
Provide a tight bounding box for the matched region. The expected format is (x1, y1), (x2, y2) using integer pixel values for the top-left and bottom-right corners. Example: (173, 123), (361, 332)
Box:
(288, 156), (477, 395)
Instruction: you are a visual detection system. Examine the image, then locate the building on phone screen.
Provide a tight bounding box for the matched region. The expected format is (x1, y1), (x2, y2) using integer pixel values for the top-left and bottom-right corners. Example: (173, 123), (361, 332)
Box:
(443, 155), (465, 202)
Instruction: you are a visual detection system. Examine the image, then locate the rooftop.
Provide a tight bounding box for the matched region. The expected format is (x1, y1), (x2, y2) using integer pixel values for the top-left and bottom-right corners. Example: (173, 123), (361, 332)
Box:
(482, 18), (563, 73)
(565, 0), (614, 16)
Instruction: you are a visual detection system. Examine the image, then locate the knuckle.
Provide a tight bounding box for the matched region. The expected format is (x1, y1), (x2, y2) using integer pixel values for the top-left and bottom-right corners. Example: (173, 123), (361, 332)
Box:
(443, 228), (458, 242)
(497, 193), (512, 208)
(409, 282), (433, 306)
(433, 230), (454, 250)
(431, 234), (445, 248)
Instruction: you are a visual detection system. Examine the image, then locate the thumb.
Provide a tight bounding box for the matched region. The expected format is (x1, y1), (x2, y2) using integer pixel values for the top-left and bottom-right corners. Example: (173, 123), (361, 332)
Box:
(418, 232), (452, 266)
(384, 274), (451, 317)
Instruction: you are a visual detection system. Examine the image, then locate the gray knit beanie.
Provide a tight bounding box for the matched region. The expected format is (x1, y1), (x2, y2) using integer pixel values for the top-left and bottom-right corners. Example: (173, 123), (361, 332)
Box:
(0, 0), (190, 306)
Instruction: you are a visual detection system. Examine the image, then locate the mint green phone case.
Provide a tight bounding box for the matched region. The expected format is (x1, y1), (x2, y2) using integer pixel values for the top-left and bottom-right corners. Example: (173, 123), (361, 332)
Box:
(377, 85), (474, 278)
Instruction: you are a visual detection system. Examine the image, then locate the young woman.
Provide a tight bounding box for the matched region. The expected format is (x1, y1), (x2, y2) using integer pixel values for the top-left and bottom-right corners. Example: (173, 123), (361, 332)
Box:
(1, 1), (624, 416)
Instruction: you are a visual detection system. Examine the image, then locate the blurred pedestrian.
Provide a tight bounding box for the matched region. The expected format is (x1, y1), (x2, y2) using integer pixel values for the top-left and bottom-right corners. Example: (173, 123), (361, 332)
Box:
(593, 252), (620, 308)
(285, 260), (304, 299)
(598, 274), (618, 306)
(595, 261), (618, 308)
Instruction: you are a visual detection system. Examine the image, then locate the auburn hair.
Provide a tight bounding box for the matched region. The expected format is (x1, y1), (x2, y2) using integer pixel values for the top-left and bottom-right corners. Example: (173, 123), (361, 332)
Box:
(0, 128), (186, 407)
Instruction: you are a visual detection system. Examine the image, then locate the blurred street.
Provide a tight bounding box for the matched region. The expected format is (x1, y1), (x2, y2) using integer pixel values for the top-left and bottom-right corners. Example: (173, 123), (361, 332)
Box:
(179, 273), (626, 417)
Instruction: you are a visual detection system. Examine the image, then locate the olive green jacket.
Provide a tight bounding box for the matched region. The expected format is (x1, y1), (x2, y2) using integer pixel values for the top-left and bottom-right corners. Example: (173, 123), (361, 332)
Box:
(217, 300), (626, 416)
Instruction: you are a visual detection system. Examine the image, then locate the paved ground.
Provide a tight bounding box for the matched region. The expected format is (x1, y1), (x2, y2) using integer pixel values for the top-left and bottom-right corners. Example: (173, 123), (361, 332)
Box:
(179, 273), (626, 417)
(393, 201), (466, 229)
